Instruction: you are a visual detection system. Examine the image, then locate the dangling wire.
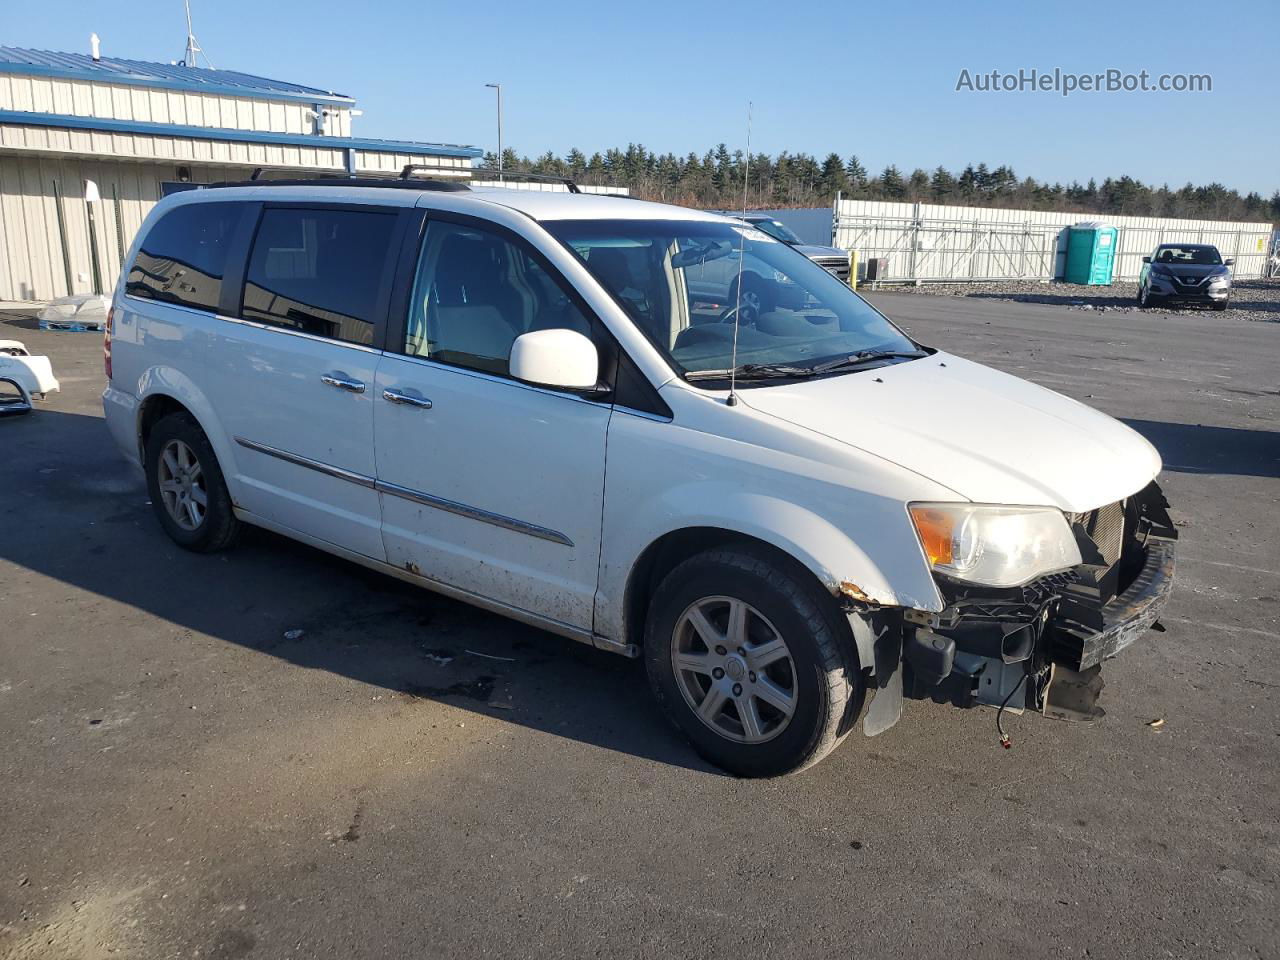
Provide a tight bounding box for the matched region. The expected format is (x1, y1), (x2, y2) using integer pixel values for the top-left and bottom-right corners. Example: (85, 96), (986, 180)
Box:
(727, 102), (752, 408)
(996, 673), (1028, 749)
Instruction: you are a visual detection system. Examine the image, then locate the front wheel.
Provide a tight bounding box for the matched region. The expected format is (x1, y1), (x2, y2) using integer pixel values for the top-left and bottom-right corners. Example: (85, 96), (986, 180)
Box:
(644, 547), (863, 777)
(1213, 299), (1229, 311)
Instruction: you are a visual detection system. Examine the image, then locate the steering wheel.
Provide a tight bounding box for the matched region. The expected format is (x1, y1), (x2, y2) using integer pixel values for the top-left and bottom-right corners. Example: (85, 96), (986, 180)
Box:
(719, 281), (766, 324)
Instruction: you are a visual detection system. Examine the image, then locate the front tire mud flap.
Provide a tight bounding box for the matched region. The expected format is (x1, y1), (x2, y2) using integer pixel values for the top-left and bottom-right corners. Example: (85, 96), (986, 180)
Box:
(863, 630), (903, 737)
(1042, 664), (1105, 722)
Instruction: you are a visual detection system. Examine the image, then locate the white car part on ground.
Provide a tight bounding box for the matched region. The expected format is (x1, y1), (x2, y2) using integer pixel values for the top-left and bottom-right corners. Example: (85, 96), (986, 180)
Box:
(0, 340), (60, 416)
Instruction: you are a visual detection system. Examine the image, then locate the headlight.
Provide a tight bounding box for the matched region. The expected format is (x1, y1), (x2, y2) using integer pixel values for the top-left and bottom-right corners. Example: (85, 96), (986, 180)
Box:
(909, 503), (1082, 587)
(1149, 266), (1173, 279)
(1209, 274), (1229, 284)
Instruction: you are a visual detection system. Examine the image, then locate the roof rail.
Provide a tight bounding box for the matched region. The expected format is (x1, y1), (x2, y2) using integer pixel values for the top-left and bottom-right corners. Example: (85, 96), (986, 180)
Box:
(202, 166), (602, 196)
(202, 173), (471, 192)
(401, 164), (582, 193)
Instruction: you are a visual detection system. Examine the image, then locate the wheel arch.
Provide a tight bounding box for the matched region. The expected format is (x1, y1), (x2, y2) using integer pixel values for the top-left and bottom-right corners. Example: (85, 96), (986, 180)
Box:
(622, 526), (881, 672)
(132, 367), (234, 478)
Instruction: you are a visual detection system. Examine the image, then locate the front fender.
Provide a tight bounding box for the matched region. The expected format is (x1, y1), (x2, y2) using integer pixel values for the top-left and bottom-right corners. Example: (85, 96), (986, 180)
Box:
(594, 404), (956, 649)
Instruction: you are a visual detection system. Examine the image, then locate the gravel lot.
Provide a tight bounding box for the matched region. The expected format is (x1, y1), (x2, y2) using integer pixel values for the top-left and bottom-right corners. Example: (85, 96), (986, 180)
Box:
(2, 296), (1278, 960)
(889, 277), (1280, 324)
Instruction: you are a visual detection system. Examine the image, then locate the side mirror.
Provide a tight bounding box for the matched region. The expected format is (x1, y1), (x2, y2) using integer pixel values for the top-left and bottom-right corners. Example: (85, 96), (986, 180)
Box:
(1141, 256), (1151, 263)
(1224, 258), (1235, 266)
(509, 328), (600, 392)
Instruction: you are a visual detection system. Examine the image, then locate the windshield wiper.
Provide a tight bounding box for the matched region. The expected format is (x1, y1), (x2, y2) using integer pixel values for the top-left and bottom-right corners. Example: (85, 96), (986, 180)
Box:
(686, 351), (927, 383)
(686, 362), (818, 381)
(809, 349), (928, 374)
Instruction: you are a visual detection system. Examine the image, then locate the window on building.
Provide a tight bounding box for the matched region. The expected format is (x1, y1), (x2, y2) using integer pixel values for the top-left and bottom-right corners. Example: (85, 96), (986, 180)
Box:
(241, 207), (398, 345)
(404, 220), (594, 376)
(125, 202), (239, 312)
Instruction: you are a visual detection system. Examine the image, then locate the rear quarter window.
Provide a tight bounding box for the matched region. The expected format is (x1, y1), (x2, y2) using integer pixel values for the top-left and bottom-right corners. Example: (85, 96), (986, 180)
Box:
(126, 202), (240, 312)
(241, 207), (398, 346)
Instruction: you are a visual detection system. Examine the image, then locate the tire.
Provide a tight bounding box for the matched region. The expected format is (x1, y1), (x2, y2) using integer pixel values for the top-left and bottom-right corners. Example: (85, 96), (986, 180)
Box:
(1213, 299), (1228, 311)
(144, 412), (241, 553)
(643, 547), (864, 777)
(1138, 283), (1160, 309)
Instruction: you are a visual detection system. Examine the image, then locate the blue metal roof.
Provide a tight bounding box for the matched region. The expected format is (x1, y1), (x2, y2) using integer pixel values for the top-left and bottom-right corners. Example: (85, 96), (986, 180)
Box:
(0, 109), (483, 158)
(0, 46), (354, 105)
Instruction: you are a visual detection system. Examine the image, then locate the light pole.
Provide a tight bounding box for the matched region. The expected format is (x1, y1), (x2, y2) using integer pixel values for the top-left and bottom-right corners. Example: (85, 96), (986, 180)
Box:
(485, 83), (503, 181)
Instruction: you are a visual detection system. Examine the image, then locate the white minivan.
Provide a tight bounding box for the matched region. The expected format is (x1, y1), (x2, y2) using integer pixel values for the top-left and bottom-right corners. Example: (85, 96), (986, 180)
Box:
(103, 174), (1177, 776)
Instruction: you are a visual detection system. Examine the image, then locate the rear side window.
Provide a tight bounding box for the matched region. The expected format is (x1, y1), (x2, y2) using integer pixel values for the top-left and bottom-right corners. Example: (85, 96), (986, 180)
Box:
(241, 207), (398, 346)
(126, 202), (239, 312)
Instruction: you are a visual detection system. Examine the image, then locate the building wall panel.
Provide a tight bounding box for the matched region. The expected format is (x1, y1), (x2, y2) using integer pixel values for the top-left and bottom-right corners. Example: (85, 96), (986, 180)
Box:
(834, 198), (1273, 281)
(0, 142), (474, 300)
(0, 73), (354, 137)
(0, 154), (256, 299)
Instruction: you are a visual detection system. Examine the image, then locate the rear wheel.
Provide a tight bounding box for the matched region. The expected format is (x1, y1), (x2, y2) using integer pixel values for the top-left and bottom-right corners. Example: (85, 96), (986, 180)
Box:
(644, 547), (863, 777)
(145, 412), (241, 552)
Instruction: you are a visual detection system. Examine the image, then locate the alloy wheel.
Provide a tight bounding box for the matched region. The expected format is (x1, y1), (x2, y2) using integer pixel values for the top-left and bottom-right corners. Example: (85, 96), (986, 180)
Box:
(672, 596), (798, 744)
(157, 438), (207, 531)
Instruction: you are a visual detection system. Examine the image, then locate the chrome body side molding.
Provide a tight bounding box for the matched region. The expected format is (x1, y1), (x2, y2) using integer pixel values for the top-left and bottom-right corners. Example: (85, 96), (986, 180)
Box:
(375, 479), (574, 547)
(233, 436), (573, 547)
(234, 435), (376, 489)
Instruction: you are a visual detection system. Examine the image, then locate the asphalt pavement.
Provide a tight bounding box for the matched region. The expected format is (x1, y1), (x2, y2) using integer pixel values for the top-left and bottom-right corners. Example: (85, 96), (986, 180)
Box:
(1, 293), (1277, 959)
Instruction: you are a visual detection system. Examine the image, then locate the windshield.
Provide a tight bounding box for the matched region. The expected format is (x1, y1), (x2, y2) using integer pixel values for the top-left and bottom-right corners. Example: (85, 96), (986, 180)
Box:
(1155, 245), (1223, 266)
(750, 219), (802, 245)
(546, 219), (916, 379)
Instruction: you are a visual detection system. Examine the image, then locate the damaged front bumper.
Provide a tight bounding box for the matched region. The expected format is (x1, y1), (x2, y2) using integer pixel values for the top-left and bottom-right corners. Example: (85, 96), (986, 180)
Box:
(1049, 535), (1176, 671)
(863, 480), (1177, 735)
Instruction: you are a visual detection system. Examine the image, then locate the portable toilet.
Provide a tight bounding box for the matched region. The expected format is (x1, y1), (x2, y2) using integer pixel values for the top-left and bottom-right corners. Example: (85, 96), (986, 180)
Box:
(1065, 221), (1118, 285)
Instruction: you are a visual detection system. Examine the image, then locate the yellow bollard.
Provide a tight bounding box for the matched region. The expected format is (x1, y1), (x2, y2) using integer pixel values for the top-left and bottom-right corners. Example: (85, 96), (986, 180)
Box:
(849, 250), (858, 291)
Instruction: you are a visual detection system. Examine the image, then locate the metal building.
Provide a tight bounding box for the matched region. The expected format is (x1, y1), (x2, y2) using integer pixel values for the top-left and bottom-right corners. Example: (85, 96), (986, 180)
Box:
(0, 44), (483, 301)
(832, 198), (1274, 284)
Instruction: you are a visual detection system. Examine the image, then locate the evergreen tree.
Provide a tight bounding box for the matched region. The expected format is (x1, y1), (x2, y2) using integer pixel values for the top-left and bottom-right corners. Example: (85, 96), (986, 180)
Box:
(930, 166), (957, 203)
(879, 165), (906, 200)
(819, 153), (849, 198)
(845, 155), (868, 189)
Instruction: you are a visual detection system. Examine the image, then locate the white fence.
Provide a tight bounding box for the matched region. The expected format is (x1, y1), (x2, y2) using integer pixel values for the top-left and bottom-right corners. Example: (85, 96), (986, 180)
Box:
(832, 198), (1274, 282)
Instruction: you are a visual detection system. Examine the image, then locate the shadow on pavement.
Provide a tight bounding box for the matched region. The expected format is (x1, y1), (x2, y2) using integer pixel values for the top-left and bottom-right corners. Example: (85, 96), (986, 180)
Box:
(1123, 418), (1280, 479)
(0, 406), (719, 776)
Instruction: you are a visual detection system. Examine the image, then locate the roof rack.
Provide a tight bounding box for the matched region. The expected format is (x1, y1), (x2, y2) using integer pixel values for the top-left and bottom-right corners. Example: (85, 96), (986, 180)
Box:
(202, 173), (470, 192)
(202, 164), (596, 195)
(402, 164), (581, 193)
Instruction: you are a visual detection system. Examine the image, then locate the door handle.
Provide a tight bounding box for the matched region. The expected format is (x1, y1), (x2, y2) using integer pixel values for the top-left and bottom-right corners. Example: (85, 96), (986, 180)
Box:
(321, 372), (366, 393)
(382, 388), (433, 409)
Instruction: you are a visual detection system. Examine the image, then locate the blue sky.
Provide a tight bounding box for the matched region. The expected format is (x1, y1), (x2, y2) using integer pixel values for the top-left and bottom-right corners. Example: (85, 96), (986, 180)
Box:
(5, 0), (1276, 195)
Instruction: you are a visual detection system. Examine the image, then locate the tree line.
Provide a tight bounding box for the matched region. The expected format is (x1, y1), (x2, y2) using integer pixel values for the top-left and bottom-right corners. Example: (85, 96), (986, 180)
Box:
(480, 145), (1279, 224)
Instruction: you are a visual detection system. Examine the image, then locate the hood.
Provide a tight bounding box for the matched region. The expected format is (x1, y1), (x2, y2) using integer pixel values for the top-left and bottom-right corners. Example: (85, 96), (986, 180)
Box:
(794, 243), (848, 260)
(1152, 262), (1227, 279)
(740, 352), (1161, 513)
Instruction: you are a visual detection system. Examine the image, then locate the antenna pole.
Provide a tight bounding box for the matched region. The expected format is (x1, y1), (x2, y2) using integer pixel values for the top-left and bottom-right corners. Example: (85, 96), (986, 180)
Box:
(182, 0), (214, 69)
(727, 101), (752, 408)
